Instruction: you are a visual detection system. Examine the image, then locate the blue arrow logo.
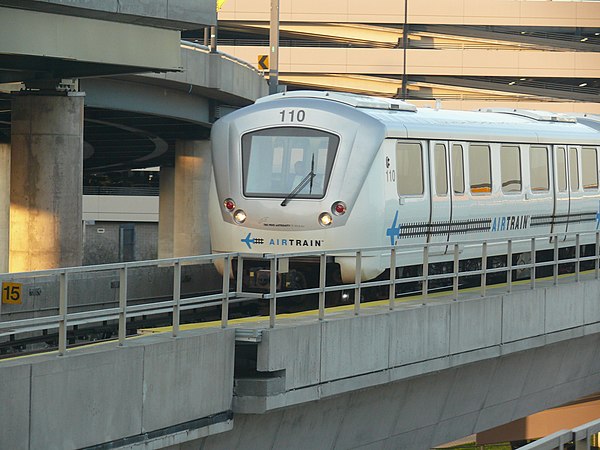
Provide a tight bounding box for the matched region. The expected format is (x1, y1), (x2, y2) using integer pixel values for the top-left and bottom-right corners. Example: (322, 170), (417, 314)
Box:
(386, 211), (401, 245)
(241, 232), (255, 249)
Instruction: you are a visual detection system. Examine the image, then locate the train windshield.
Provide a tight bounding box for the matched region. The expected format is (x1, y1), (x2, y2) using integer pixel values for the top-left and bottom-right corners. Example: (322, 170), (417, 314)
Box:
(242, 127), (339, 199)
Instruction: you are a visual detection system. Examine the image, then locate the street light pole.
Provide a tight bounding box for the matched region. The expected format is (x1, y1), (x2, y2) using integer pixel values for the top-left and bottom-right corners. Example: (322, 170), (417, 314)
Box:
(269, 0), (280, 95)
(401, 0), (408, 100)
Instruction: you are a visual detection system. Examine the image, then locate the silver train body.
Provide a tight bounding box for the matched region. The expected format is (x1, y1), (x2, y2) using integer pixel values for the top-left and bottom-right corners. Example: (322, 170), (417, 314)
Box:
(209, 90), (600, 288)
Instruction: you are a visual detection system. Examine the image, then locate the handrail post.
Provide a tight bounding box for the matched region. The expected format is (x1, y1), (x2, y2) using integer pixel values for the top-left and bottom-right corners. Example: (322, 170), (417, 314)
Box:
(530, 237), (536, 290)
(422, 245), (429, 300)
(222, 255), (231, 328)
(172, 261), (181, 337)
(575, 233), (581, 283)
(236, 255), (244, 294)
(354, 250), (362, 315)
(269, 257), (277, 328)
(389, 248), (396, 310)
(594, 231), (600, 280)
(318, 253), (326, 320)
(481, 241), (487, 297)
(118, 266), (128, 345)
(507, 239), (513, 293)
(553, 235), (559, 285)
(58, 271), (68, 356)
(453, 244), (459, 300)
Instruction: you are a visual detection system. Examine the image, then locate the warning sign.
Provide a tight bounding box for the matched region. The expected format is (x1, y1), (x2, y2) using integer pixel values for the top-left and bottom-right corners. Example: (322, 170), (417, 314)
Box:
(2, 282), (22, 305)
(258, 55), (269, 71)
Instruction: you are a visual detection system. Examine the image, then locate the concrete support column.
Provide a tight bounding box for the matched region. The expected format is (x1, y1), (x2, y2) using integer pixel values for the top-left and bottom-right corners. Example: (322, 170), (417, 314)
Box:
(10, 93), (84, 271)
(0, 143), (9, 273)
(158, 166), (175, 259)
(173, 140), (212, 257)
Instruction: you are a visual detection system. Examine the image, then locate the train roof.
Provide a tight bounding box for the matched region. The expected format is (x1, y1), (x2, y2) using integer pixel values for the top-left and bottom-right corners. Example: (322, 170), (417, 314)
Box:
(257, 91), (600, 145)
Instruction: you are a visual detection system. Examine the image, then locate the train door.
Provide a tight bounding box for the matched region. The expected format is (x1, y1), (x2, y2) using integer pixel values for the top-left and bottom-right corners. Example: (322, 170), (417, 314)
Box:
(428, 141), (452, 253)
(392, 140), (430, 262)
(567, 146), (586, 234)
(448, 142), (469, 244)
(551, 145), (570, 237)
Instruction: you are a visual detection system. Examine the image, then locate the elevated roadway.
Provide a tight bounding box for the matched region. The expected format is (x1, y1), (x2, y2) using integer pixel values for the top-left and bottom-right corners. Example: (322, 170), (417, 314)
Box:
(2, 238), (600, 449)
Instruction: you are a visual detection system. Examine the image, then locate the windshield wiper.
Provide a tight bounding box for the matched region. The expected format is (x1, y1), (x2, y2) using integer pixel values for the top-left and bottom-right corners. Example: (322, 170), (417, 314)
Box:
(281, 154), (315, 207)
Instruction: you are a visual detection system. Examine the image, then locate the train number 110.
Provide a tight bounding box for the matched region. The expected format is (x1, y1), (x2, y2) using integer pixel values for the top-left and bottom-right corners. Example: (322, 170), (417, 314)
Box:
(280, 109), (306, 122)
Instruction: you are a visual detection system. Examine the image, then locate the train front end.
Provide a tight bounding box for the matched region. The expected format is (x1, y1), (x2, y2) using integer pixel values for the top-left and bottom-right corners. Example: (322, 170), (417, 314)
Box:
(209, 91), (387, 291)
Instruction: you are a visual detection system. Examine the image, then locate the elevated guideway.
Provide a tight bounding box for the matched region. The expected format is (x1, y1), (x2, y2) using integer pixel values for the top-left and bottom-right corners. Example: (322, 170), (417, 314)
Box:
(2, 232), (600, 449)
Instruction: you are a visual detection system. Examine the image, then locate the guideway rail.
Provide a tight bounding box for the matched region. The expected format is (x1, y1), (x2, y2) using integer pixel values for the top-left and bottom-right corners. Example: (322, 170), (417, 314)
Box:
(0, 230), (599, 355)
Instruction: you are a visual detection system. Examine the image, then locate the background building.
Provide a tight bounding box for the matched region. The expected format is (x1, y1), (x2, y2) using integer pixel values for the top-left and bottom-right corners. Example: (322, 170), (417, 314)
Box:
(215, 0), (600, 113)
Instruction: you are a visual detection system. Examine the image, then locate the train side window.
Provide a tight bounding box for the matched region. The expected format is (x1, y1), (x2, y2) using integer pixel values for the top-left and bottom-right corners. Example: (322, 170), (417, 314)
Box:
(396, 142), (423, 196)
(582, 147), (598, 190)
(556, 147), (567, 192)
(469, 144), (492, 194)
(451, 144), (465, 194)
(529, 146), (549, 192)
(434, 143), (448, 196)
(500, 145), (522, 193)
(569, 147), (580, 191)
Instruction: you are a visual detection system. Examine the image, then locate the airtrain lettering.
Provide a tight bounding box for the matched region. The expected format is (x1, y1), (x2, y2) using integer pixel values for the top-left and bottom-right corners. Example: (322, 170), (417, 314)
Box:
(491, 215), (530, 232)
(268, 238), (322, 247)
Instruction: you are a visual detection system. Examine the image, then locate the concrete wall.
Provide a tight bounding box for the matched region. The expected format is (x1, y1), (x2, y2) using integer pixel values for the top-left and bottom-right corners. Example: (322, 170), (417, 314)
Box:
(0, 327), (235, 450)
(83, 221), (158, 265)
(174, 333), (600, 450)
(143, 46), (268, 106)
(235, 278), (600, 415)
(83, 195), (158, 223)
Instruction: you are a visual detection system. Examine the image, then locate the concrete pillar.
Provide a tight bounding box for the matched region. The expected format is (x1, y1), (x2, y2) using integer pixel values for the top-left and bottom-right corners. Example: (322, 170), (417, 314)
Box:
(173, 140), (212, 257)
(10, 93), (84, 271)
(158, 166), (175, 259)
(0, 143), (9, 273)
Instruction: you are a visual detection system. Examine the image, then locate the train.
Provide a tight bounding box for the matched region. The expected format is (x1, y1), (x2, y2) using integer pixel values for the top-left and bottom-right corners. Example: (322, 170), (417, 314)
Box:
(209, 90), (600, 295)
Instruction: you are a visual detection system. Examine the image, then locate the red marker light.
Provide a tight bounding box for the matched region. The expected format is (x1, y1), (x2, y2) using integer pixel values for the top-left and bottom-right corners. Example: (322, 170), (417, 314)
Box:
(332, 201), (347, 216)
(224, 198), (235, 211)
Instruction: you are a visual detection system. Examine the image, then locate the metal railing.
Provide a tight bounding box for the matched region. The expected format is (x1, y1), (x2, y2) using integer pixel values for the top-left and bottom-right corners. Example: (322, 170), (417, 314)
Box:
(518, 417), (600, 449)
(1, 229), (599, 355)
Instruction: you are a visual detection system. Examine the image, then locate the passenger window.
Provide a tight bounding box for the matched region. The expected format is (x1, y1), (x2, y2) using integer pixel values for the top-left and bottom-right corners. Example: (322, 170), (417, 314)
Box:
(569, 147), (580, 192)
(396, 142), (423, 196)
(556, 147), (567, 192)
(469, 144), (492, 194)
(500, 145), (522, 193)
(451, 144), (465, 194)
(434, 144), (448, 196)
(529, 146), (549, 192)
(582, 147), (598, 190)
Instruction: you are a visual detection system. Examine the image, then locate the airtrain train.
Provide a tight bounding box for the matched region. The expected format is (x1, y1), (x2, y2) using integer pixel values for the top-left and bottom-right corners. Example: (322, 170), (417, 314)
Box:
(209, 90), (600, 294)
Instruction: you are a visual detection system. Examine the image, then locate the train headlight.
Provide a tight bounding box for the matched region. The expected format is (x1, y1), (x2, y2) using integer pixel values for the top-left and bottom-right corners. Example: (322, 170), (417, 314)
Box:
(233, 209), (247, 224)
(318, 212), (333, 227)
(332, 201), (347, 216)
(223, 198), (236, 212)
